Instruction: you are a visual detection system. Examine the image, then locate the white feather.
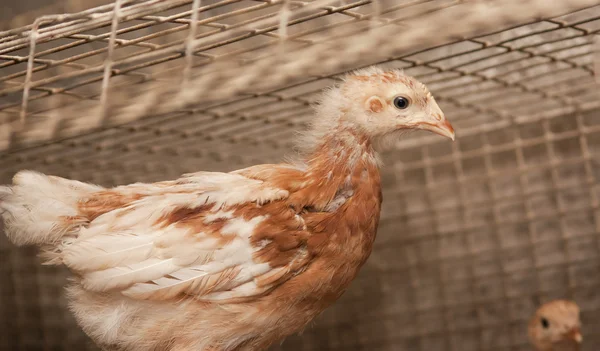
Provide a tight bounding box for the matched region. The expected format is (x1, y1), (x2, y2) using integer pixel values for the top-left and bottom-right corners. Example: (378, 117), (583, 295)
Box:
(82, 258), (179, 291)
(0, 170), (103, 246)
(3, 169), (298, 304)
(63, 233), (154, 271)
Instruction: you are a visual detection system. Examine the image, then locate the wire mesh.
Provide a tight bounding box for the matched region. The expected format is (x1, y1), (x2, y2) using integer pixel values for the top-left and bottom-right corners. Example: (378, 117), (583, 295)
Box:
(0, 0), (599, 350)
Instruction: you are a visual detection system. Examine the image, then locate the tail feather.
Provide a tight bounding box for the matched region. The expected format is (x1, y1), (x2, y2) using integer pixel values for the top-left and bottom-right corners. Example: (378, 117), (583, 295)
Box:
(0, 185), (14, 208)
(0, 170), (104, 248)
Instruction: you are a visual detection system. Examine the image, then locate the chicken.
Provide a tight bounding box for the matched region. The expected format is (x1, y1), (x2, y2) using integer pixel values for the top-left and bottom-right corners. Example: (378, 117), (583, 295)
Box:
(528, 299), (582, 351)
(0, 67), (454, 351)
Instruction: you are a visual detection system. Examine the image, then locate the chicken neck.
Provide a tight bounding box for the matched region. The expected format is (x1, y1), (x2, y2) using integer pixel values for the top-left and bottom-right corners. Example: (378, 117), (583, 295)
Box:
(299, 127), (381, 211)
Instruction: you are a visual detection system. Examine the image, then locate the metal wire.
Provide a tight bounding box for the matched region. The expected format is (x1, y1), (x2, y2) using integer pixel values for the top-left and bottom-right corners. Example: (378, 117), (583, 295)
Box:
(0, 1), (599, 350)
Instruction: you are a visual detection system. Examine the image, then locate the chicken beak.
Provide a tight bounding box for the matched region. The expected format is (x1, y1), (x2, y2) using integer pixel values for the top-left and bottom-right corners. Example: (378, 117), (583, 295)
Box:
(418, 118), (455, 141)
(565, 327), (583, 343)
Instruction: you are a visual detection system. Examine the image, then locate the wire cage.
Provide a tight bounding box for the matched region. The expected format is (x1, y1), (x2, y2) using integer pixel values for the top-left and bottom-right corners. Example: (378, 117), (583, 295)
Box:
(0, 0), (599, 350)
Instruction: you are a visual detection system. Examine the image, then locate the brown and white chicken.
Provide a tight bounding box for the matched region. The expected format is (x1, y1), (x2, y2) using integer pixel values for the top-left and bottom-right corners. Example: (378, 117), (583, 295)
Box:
(528, 299), (583, 351)
(0, 67), (454, 351)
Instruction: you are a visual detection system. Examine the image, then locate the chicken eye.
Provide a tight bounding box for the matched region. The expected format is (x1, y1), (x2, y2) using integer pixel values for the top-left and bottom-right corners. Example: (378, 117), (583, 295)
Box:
(393, 96), (409, 110)
(541, 317), (550, 329)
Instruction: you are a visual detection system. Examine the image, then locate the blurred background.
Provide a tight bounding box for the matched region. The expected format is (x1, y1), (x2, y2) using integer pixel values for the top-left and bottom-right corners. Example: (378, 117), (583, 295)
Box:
(0, 1), (599, 350)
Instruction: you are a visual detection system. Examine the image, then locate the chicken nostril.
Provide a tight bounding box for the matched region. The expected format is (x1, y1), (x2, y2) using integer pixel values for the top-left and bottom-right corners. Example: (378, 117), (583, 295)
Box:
(434, 113), (442, 121)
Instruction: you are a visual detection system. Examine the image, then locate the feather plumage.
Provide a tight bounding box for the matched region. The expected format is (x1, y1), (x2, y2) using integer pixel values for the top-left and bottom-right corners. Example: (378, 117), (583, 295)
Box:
(1, 67), (455, 351)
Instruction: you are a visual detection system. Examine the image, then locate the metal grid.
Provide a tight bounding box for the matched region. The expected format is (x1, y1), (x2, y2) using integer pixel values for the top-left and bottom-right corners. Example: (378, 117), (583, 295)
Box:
(0, 0), (599, 350)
